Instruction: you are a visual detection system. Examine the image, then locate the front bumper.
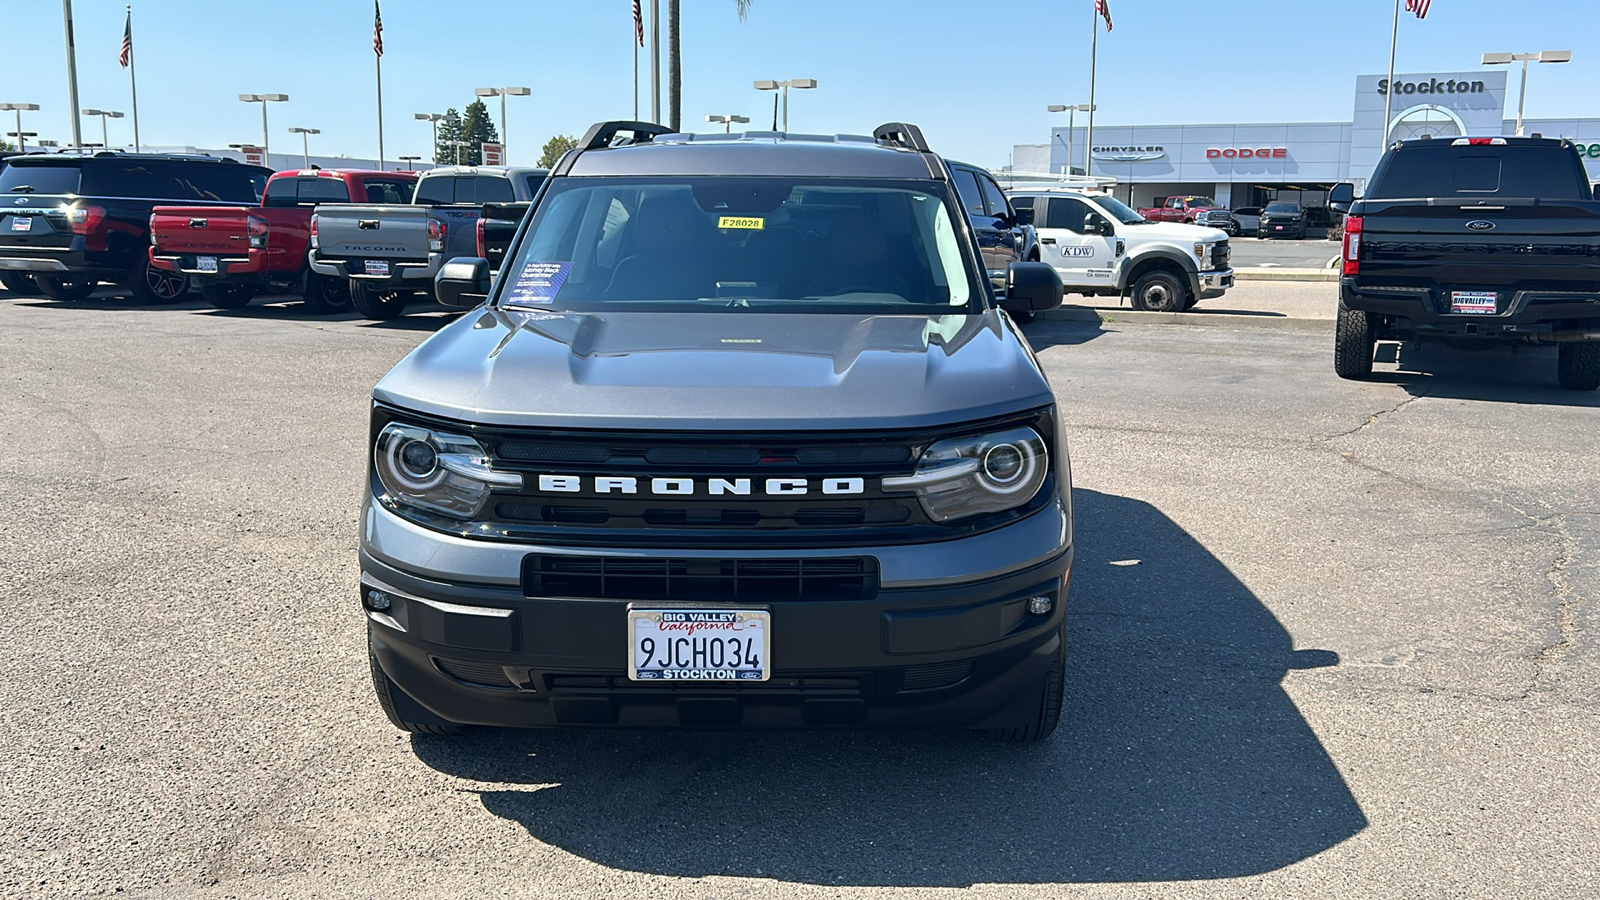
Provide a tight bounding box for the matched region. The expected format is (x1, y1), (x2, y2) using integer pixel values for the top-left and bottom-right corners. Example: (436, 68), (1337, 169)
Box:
(1197, 267), (1234, 299)
(1342, 279), (1600, 337)
(361, 497), (1071, 730)
(1259, 222), (1305, 237)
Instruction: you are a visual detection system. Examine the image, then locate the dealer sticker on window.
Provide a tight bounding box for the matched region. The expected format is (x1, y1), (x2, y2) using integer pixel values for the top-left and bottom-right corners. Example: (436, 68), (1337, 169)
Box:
(505, 261), (572, 306)
(1450, 291), (1497, 315)
(717, 216), (764, 230)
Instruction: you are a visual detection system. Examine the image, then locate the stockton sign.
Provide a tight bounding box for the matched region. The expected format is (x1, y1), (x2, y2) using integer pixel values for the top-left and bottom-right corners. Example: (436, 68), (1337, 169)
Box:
(1377, 78), (1487, 96)
(1207, 147), (1288, 160)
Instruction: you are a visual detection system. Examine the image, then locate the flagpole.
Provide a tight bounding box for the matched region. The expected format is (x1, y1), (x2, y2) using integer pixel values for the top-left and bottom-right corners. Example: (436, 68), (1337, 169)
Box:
(1086, 2), (1099, 179)
(376, 53), (385, 168)
(1383, 0), (1400, 145)
(633, 8), (639, 120)
(126, 5), (140, 151)
(650, 0), (661, 124)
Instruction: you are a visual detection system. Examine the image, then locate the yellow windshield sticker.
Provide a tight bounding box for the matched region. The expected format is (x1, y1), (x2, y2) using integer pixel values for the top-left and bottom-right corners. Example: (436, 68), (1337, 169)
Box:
(718, 216), (764, 230)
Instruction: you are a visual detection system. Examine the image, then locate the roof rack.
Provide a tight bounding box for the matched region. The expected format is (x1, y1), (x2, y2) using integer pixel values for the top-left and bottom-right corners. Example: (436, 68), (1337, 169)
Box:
(872, 122), (930, 153)
(576, 120), (675, 152)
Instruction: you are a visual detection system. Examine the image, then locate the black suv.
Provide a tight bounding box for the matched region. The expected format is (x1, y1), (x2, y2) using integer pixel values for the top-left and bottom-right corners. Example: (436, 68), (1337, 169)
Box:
(0, 152), (271, 302)
(947, 160), (1035, 293)
(1258, 201), (1306, 239)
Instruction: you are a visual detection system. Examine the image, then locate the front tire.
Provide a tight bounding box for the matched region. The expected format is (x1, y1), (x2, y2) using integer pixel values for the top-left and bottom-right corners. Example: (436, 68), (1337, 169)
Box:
(129, 259), (188, 304)
(200, 283), (254, 309)
(302, 270), (352, 314)
(1130, 270), (1187, 312)
(37, 275), (98, 302)
(350, 281), (409, 320)
(1557, 340), (1600, 391)
(1334, 300), (1376, 380)
(369, 648), (462, 735)
(0, 271), (43, 296)
(989, 626), (1065, 743)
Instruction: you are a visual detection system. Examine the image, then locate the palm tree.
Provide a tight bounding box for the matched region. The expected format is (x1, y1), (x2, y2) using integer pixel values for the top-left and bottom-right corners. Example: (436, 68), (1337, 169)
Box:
(666, 0), (753, 132)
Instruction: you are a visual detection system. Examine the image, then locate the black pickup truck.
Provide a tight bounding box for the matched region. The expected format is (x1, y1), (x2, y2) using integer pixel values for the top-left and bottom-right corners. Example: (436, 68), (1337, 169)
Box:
(1331, 136), (1600, 390)
(476, 201), (529, 273)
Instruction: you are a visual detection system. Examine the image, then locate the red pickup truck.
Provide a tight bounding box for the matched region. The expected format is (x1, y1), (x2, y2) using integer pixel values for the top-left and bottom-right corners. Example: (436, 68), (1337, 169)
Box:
(149, 169), (417, 311)
(1136, 196), (1239, 234)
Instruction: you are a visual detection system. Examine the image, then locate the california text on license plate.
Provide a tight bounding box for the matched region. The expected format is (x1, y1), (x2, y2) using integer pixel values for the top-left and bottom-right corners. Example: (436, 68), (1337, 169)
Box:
(1451, 290), (1497, 314)
(197, 256), (218, 273)
(364, 260), (390, 276)
(628, 608), (770, 681)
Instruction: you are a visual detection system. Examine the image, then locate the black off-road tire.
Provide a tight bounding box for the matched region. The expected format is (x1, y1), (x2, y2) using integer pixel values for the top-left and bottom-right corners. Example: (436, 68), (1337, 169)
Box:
(1557, 340), (1600, 391)
(989, 626), (1065, 743)
(302, 270), (352, 314)
(1130, 270), (1187, 312)
(129, 259), (189, 304)
(369, 648), (462, 735)
(200, 283), (253, 310)
(350, 281), (409, 320)
(1334, 300), (1376, 380)
(37, 275), (98, 302)
(0, 271), (43, 296)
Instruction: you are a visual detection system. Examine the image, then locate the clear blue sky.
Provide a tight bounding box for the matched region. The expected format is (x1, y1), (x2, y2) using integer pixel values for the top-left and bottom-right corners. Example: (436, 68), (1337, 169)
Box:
(4, 0), (1596, 168)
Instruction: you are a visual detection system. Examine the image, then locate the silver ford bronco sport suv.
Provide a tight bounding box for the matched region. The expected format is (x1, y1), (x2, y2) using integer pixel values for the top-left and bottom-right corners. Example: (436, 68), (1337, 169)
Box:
(360, 121), (1073, 740)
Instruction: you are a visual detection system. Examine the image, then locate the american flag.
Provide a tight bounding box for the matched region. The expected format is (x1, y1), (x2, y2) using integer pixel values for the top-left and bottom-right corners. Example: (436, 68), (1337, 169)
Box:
(1406, 0), (1431, 18)
(373, 0), (384, 57)
(633, 0), (644, 46)
(119, 7), (132, 68)
(1096, 0), (1113, 32)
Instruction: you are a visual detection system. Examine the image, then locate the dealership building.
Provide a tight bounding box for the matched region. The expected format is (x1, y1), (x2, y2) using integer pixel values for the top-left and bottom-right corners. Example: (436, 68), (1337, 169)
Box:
(1012, 71), (1600, 211)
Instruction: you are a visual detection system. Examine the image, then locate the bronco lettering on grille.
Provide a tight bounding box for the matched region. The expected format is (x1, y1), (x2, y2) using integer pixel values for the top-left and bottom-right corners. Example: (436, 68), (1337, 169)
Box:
(533, 475), (867, 496)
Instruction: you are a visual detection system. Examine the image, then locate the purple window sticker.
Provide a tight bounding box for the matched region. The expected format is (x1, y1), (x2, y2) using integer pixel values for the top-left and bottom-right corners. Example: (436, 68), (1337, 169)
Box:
(505, 261), (572, 306)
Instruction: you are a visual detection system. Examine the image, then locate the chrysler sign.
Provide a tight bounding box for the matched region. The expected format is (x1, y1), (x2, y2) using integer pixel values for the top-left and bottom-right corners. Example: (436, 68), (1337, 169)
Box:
(1091, 146), (1165, 162)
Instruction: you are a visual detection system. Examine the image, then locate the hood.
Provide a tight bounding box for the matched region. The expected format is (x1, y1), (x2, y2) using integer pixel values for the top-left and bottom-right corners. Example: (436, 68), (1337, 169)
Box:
(374, 309), (1054, 430)
(1130, 220), (1228, 242)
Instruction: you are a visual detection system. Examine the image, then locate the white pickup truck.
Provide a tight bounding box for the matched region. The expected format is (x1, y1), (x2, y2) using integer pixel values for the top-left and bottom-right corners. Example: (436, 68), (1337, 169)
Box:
(1005, 187), (1233, 312)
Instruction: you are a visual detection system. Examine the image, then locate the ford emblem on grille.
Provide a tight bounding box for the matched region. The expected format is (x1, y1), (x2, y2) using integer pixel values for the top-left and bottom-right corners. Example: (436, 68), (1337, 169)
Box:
(1465, 220), (1496, 232)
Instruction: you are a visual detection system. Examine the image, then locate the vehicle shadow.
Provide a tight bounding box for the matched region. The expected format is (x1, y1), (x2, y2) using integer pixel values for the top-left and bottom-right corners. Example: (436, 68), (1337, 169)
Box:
(410, 488), (1365, 887)
(1377, 341), (1600, 407)
(1019, 316), (1105, 351)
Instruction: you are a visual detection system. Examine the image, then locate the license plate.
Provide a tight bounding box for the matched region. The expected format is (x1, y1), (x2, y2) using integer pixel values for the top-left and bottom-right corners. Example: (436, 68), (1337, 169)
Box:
(628, 608), (770, 682)
(196, 256), (218, 273)
(9, 217), (31, 232)
(1274, 225), (1284, 231)
(1450, 291), (1497, 314)
(364, 260), (390, 277)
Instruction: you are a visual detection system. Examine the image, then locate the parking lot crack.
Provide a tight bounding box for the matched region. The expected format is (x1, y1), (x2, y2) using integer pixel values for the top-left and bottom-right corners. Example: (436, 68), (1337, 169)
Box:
(1512, 506), (1587, 698)
(1318, 391), (1429, 442)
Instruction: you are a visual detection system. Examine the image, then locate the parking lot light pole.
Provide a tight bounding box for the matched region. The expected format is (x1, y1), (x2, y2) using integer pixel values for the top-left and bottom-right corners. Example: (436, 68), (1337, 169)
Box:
(474, 87), (530, 161)
(1481, 50), (1572, 137)
(0, 103), (42, 151)
(398, 155), (420, 172)
(82, 108), (123, 150)
(414, 112), (446, 161)
(753, 79), (816, 133)
(706, 114), (749, 133)
(1046, 104), (1094, 175)
(287, 127), (319, 168)
(239, 94), (287, 160)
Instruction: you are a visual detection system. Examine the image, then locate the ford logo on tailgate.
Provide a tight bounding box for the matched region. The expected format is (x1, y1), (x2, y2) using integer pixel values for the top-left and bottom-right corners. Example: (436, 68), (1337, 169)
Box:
(1465, 220), (1496, 232)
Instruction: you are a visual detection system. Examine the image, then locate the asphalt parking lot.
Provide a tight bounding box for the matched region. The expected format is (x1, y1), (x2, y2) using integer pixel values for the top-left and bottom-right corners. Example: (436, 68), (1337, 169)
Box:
(1227, 237), (1340, 270)
(1, 288), (1596, 898)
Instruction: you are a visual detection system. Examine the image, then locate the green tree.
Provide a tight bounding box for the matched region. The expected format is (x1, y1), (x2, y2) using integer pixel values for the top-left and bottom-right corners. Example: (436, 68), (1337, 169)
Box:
(538, 134), (578, 169)
(459, 100), (501, 167)
(0, 138), (13, 151)
(433, 107), (462, 165)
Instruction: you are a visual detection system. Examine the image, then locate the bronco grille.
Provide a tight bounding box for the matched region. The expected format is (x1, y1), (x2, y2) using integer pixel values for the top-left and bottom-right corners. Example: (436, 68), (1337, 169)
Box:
(522, 554), (879, 602)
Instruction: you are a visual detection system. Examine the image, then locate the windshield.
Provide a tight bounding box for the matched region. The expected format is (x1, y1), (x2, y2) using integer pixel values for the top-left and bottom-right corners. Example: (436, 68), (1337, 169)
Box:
(1265, 202), (1301, 213)
(0, 162), (82, 195)
(1367, 146), (1593, 200)
(498, 177), (981, 314)
(1086, 193), (1148, 224)
(1184, 197), (1217, 207)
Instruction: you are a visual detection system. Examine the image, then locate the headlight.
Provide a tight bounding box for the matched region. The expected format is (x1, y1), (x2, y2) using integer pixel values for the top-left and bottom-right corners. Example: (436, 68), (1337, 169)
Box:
(373, 423), (522, 519)
(882, 426), (1048, 522)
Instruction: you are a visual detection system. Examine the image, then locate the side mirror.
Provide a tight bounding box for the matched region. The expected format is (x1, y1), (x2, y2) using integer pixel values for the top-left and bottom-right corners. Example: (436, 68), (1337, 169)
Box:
(1000, 261), (1063, 313)
(1014, 208), (1034, 226)
(1329, 182), (1356, 213)
(434, 256), (491, 308)
(1094, 217), (1115, 236)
